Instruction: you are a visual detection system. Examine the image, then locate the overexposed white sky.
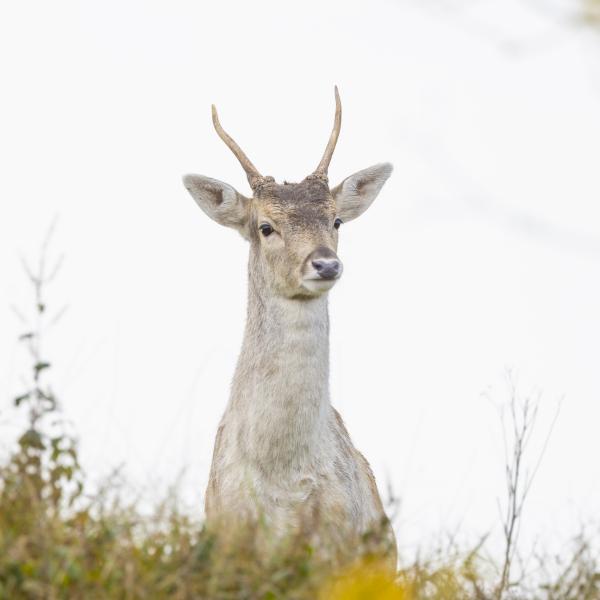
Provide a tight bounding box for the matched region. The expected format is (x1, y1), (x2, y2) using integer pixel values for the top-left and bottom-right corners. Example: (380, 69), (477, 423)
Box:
(1, 0), (599, 559)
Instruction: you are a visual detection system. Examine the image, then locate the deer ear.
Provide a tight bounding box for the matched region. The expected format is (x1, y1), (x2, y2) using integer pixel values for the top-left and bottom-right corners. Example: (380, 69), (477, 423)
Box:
(331, 163), (393, 222)
(183, 174), (250, 236)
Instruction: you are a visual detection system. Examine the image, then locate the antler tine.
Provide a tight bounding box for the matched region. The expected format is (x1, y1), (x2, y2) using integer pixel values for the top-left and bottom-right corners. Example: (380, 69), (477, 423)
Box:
(313, 86), (342, 180)
(211, 104), (264, 189)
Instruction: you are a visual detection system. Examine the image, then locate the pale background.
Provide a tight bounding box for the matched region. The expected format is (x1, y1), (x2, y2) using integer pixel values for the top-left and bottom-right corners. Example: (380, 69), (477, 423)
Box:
(1, 0), (599, 560)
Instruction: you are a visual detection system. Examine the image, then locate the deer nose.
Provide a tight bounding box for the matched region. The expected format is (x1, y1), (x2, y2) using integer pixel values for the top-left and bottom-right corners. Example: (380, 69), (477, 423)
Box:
(309, 247), (343, 280)
(312, 258), (341, 280)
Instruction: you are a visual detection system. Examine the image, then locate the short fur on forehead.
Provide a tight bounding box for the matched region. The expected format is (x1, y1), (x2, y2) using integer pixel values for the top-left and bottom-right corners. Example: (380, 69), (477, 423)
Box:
(253, 177), (334, 226)
(254, 177), (330, 204)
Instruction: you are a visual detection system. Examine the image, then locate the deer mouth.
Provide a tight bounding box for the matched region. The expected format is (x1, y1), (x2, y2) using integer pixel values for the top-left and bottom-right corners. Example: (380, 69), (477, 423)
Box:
(301, 276), (340, 294)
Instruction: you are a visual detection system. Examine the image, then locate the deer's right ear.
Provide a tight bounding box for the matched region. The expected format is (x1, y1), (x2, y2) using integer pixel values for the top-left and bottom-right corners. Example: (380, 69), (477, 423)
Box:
(183, 174), (250, 237)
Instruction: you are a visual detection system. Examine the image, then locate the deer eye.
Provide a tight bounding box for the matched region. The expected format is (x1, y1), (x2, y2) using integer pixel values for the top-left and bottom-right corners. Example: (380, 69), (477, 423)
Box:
(259, 223), (274, 237)
(334, 218), (343, 230)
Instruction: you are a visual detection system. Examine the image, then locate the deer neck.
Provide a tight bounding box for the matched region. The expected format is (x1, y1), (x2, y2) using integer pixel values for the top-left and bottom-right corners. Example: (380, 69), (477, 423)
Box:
(229, 264), (331, 472)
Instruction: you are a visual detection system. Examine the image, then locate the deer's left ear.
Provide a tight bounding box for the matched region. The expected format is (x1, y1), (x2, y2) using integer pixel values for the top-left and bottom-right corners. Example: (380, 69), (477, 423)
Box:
(331, 163), (393, 222)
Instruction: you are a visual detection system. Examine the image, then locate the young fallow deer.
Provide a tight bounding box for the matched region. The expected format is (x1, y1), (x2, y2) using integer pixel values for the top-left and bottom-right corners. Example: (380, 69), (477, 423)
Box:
(183, 87), (395, 562)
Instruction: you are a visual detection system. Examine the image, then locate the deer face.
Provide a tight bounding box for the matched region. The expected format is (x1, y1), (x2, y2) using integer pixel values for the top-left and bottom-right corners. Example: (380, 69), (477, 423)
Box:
(183, 88), (393, 299)
(249, 178), (340, 298)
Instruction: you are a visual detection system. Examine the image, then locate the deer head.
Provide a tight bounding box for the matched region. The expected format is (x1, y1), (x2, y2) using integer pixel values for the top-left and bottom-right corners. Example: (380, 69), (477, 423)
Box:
(183, 87), (392, 299)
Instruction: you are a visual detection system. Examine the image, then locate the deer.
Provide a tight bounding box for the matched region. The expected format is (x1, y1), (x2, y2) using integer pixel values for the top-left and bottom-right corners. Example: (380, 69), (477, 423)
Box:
(183, 87), (396, 564)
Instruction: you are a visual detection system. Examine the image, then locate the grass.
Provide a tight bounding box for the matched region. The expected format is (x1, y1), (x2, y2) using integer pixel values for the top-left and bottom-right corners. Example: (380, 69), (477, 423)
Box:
(1, 235), (599, 599)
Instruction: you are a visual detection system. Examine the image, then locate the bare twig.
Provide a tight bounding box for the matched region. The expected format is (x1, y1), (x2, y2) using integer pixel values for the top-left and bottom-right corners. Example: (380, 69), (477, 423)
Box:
(494, 374), (561, 599)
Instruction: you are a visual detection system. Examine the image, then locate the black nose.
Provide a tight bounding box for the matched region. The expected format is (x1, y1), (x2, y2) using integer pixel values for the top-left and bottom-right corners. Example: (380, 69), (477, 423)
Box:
(312, 258), (341, 280)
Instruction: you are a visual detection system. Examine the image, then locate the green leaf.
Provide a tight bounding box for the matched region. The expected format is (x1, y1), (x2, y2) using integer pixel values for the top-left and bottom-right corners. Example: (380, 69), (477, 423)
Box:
(14, 393), (30, 407)
(18, 429), (45, 450)
(34, 362), (51, 375)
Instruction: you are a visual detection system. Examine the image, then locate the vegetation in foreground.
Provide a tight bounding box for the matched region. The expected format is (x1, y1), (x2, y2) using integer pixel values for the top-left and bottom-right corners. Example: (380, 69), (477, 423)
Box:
(1, 239), (599, 599)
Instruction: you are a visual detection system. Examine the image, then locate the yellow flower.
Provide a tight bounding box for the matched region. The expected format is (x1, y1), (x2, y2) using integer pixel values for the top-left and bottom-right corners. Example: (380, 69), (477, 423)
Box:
(321, 561), (410, 600)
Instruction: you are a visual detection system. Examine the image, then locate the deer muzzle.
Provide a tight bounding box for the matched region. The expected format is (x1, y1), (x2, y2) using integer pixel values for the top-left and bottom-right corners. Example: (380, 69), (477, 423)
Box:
(302, 246), (343, 292)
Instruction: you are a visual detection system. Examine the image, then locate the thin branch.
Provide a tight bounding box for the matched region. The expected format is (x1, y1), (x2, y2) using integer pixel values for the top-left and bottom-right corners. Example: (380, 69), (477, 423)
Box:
(494, 375), (560, 599)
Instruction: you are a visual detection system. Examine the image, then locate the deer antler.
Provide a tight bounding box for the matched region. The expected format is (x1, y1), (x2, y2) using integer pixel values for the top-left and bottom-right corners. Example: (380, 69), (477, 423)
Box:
(313, 86), (342, 181)
(212, 105), (266, 190)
